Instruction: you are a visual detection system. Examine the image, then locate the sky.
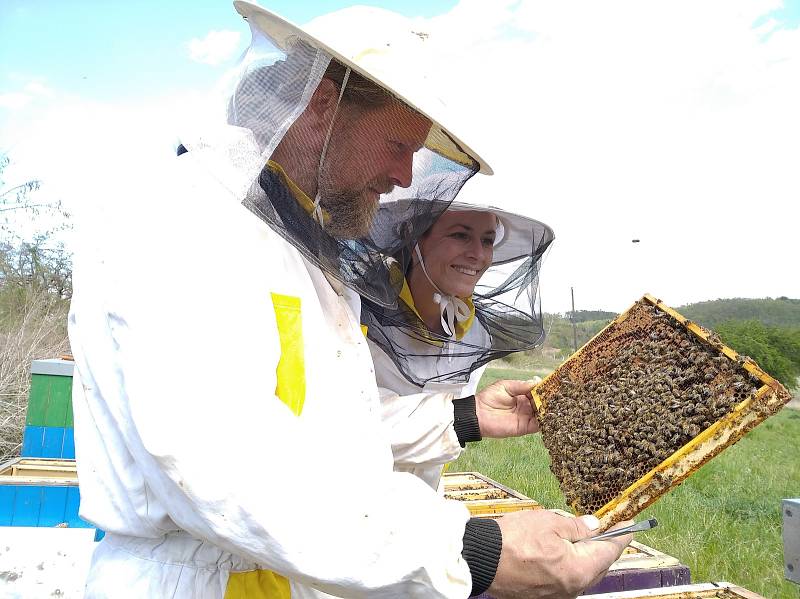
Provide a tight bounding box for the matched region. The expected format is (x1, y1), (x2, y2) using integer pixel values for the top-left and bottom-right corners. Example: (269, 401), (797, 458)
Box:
(1, 0), (799, 314)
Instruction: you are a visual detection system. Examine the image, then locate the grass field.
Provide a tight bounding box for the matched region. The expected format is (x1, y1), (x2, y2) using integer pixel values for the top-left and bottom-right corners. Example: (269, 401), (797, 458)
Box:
(451, 366), (800, 598)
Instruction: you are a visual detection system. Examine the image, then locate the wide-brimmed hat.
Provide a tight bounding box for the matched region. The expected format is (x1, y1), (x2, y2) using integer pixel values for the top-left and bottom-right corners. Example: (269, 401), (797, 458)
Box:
(444, 201), (554, 265)
(233, 1), (492, 175)
(374, 198), (554, 265)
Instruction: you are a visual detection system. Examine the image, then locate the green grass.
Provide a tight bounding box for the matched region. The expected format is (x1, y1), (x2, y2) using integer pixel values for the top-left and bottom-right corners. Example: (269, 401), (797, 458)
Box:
(452, 366), (800, 598)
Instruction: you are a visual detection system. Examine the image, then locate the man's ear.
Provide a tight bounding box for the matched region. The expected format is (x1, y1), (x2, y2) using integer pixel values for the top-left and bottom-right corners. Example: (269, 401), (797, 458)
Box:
(305, 78), (340, 130)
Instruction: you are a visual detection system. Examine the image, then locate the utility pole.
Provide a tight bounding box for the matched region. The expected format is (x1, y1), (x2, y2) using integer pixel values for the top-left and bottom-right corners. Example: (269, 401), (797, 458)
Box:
(570, 286), (578, 354)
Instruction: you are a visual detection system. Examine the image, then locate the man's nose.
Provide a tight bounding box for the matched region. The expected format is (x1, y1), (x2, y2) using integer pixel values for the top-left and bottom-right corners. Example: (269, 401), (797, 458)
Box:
(387, 149), (414, 189)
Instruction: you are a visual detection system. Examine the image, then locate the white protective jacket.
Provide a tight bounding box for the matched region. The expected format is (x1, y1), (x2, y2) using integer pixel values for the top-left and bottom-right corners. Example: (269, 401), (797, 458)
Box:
(370, 323), (489, 490)
(68, 145), (474, 598)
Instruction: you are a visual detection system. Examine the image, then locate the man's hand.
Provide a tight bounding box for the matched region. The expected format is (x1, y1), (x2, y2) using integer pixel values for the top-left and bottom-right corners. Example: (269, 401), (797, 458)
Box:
(489, 510), (633, 599)
(474, 378), (540, 438)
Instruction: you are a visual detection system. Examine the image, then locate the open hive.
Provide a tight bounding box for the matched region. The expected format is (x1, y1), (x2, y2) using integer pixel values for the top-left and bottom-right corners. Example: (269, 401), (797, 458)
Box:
(439, 471), (541, 517)
(532, 294), (791, 528)
(0, 457), (92, 529)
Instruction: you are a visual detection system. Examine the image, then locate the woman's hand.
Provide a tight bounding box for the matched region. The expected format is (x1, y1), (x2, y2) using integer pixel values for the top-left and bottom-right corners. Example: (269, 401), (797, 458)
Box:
(474, 378), (541, 438)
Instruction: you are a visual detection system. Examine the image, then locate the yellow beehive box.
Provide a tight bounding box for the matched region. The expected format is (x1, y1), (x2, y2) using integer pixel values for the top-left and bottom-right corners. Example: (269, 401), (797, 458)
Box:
(439, 471), (541, 517)
(533, 294), (791, 528)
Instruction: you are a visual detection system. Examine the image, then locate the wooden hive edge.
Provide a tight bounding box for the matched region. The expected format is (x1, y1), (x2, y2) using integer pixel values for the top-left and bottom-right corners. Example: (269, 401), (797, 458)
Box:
(579, 581), (766, 598)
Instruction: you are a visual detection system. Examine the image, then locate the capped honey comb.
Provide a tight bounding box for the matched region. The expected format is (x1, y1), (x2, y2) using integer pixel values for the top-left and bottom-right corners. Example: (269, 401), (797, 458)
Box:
(533, 294), (792, 528)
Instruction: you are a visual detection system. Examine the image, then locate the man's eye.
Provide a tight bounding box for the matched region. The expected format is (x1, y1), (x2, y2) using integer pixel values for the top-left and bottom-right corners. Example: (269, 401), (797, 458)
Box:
(451, 232), (469, 240)
(482, 238), (495, 247)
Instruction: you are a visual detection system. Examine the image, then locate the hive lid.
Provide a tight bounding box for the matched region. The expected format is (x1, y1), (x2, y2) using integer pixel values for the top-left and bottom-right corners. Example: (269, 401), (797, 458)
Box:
(31, 359), (74, 377)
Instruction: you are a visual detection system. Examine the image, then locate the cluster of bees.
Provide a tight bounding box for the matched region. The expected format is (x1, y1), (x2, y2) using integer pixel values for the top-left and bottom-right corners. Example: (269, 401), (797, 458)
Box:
(538, 301), (762, 514)
(443, 489), (508, 501)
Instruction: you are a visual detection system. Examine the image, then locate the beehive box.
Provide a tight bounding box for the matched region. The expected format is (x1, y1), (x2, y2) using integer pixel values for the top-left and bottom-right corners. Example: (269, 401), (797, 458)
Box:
(22, 358), (76, 459)
(585, 541), (690, 593)
(0, 457), (95, 530)
(533, 294), (792, 527)
(439, 471), (541, 517)
(784, 498), (800, 584)
(579, 581), (766, 598)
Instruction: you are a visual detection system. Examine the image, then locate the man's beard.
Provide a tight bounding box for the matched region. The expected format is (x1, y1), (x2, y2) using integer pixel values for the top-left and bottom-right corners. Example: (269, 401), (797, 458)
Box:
(317, 178), (391, 239)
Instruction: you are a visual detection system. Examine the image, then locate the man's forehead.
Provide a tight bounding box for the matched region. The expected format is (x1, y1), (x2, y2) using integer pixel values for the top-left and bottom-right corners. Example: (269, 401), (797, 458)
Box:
(375, 101), (432, 144)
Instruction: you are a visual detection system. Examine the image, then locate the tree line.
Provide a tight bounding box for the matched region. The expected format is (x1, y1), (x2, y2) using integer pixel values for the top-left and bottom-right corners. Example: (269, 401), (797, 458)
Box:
(540, 299), (800, 390)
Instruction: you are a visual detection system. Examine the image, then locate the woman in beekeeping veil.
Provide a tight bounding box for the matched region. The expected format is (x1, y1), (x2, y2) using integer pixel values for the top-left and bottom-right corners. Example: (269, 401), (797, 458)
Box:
(362, 187), (555, 489)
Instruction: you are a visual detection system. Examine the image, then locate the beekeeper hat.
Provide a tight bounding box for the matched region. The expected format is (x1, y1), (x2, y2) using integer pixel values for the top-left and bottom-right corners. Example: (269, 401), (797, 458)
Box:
(233, 1), (492, 175)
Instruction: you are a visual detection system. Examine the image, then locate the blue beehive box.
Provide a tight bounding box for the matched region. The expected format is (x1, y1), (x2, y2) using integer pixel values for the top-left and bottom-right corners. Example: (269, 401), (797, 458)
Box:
(1, 358), (103, 539)
(0, 457), (98, 533)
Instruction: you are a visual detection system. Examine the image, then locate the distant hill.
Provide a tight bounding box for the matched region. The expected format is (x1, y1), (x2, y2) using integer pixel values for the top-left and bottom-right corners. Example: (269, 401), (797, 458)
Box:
(565, 309), (618, 324)
(543, 315), (613, 353)
(678, 297), (800, 330)
(541, 297), (800, 353)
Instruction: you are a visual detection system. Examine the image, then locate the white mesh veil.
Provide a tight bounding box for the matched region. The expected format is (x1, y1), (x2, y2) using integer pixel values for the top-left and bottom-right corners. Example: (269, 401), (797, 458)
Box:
(178, 3), (484, 306)
(361, 200), (555, 387)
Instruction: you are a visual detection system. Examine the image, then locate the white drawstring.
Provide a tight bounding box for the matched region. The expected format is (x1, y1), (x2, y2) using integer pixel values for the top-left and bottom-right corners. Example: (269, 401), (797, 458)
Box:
(313, 67), (351, 228)
(414, 245), (470, 338)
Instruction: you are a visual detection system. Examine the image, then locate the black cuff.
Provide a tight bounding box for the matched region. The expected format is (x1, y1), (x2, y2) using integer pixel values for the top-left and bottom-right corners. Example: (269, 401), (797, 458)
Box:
(462, 517), (502, 597)
(453, 396), (482, 447)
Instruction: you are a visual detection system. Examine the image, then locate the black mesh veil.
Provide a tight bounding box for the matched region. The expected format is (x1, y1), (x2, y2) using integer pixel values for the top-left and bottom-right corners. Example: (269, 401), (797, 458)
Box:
(180, 5), (482, 307)
(361, 200), (555, 387)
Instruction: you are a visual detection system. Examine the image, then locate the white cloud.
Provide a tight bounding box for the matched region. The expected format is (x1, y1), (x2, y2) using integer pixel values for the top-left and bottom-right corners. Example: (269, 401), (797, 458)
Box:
(4, 1), (799, 315)
(306, 0), (800, 312)
(0, 85), (214, 251)
(187, 30), (242, 66)
(23, 81), (53, 97)
(0, 79), (54, 111)
(399, 0), (800, 313)
(0, 92), (31, 110)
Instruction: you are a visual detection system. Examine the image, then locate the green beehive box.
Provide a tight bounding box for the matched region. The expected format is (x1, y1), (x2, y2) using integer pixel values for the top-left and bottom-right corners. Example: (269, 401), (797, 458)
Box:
(23, 359), (75, 459)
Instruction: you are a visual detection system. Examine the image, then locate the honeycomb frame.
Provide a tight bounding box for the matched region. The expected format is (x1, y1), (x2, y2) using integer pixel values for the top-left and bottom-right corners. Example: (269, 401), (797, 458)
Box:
(532, 294), (792, 528)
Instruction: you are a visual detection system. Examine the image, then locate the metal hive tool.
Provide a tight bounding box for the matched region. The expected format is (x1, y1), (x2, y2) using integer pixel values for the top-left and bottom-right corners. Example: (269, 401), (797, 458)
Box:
(532, 294), (792, 528)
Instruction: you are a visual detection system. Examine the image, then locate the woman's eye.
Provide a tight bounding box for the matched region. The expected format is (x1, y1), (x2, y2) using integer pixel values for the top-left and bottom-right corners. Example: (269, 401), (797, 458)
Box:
(450, 232), (469, 240)
(482, 237), (495, 247)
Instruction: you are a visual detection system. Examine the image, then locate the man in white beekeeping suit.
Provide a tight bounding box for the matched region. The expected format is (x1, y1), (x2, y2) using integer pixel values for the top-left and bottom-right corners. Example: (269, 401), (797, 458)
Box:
(67, 2), (632, 597)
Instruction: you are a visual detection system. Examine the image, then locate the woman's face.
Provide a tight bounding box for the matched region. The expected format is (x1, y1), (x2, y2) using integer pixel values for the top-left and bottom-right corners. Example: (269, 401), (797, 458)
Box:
(417, 210), (497, 298)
